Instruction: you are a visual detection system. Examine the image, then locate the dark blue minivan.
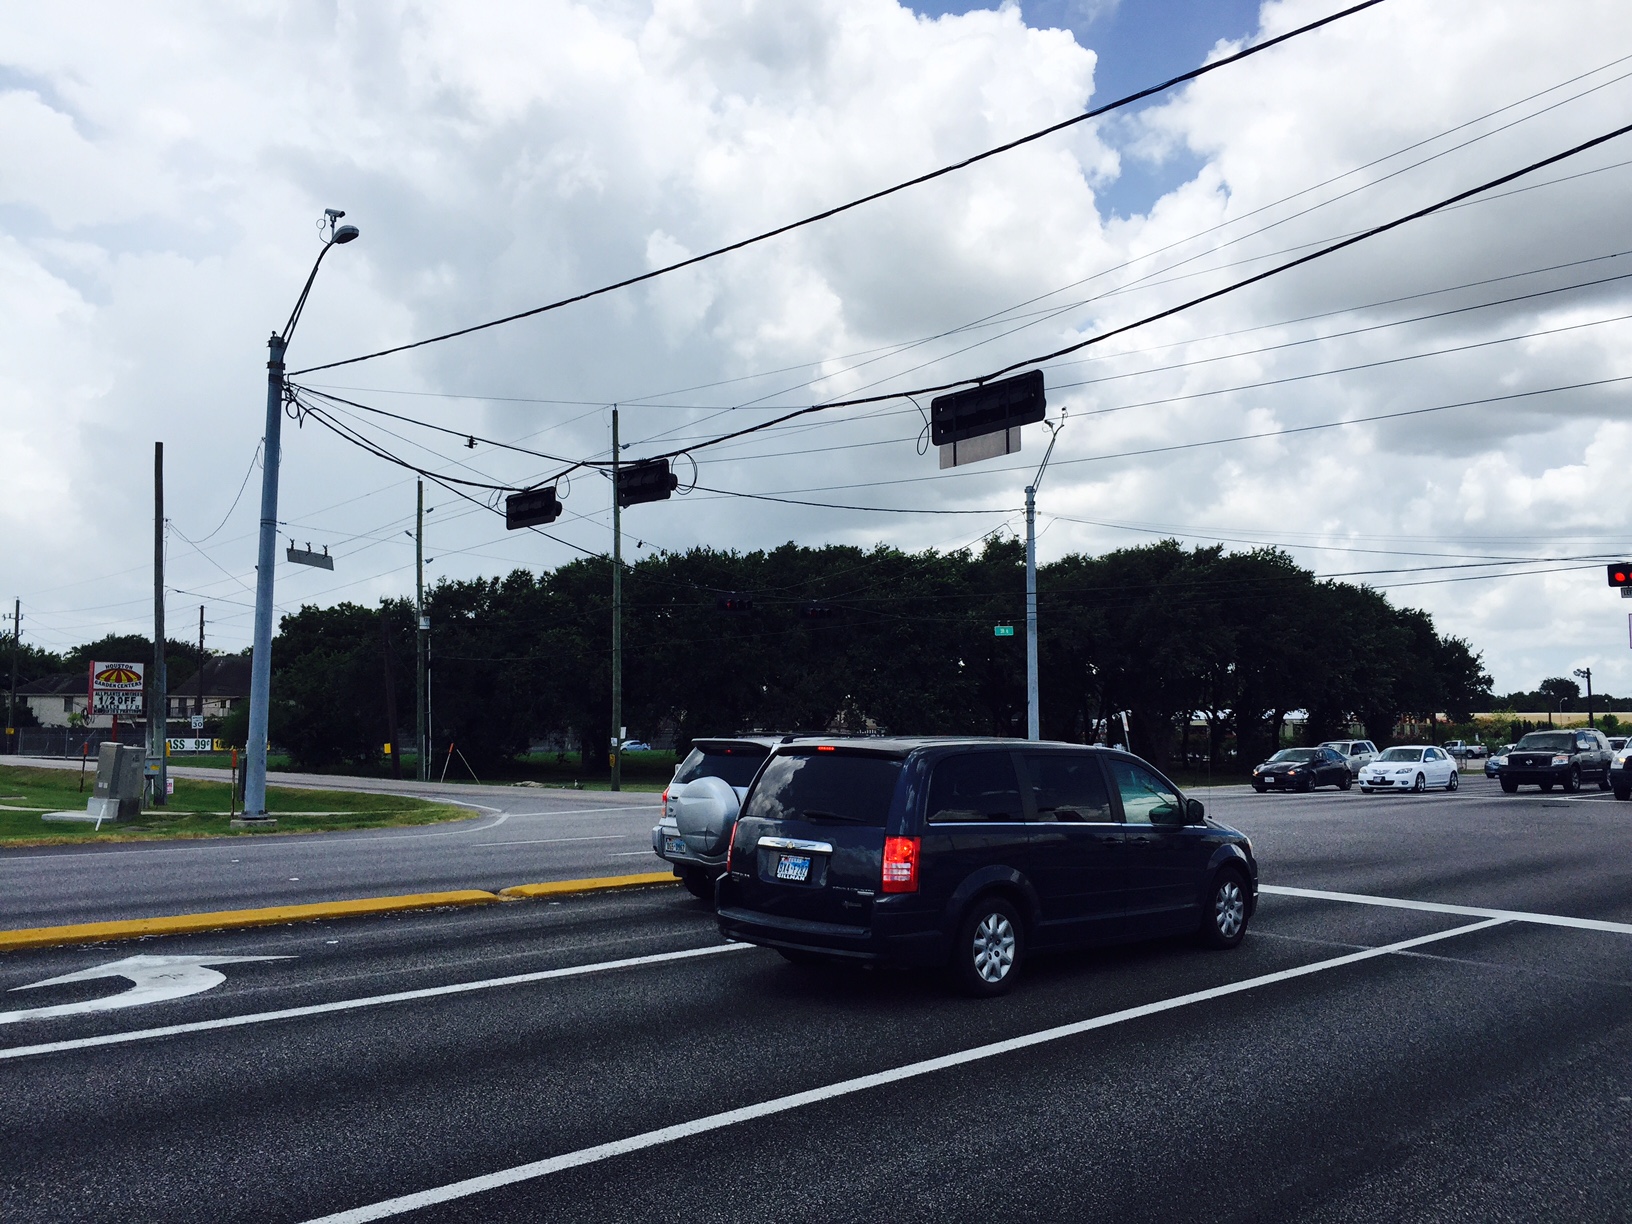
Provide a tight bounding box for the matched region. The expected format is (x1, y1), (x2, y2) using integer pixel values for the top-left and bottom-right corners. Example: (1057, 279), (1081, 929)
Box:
(716, 737), (1257, 995)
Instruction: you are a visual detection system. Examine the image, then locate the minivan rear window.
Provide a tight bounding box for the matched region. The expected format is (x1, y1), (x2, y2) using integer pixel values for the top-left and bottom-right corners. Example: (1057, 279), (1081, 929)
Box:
(742, 752), (902, 826)
(675, 745), (769, 788)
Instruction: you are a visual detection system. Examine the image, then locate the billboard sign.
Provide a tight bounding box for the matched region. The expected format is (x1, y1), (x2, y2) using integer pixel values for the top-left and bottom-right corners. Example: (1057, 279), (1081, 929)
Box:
(90, 661), (145, 716)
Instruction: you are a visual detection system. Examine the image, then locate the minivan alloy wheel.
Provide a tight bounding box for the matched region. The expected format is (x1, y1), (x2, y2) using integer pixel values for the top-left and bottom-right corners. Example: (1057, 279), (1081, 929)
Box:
(953, 897), (1025, 996)
(972, 912), (1016, 983)
(1200, 870), (1249, 949)
(1214, 879), (1245, 940)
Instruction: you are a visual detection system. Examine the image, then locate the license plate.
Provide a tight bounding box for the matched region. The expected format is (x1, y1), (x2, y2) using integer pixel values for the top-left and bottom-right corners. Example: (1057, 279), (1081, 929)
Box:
(1264, 776), (1276, 784)
(664, 836), (687, 855)
(775, 854), (811, 882)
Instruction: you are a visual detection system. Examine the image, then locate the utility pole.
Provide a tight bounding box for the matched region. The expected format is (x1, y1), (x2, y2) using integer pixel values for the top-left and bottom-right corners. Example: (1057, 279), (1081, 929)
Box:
(6, 600), (17, 756)
(381, 608), (401, 779)
(610, 406), (623, 792)
(242, 210), (359, 825)
(152, 442), (168, 806)
(1024, 417), (1064, 742)
(416, 480), (427, 782)
(242, 332), (286, 824)
(1025, 483), (1039, 741)
(1575, 667), (1595, 728)
(196, 605), (206, 717)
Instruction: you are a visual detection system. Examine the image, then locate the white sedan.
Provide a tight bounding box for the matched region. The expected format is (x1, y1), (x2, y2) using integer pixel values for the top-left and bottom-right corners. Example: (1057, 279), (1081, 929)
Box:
(1358, 745), (1459, 793)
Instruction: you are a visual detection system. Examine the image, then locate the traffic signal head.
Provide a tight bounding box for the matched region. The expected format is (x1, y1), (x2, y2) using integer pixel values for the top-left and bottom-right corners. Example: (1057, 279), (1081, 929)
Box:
(505, 486), (561, 530)
(1609, 564), (1632, 587)
(616, 458), (679, 508)
(799, 602), (835, 619)
(717, 592), (754, 612)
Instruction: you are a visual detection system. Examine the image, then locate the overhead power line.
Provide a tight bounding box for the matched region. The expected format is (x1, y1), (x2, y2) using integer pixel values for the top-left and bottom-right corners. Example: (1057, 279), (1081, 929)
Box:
(288, 0), (1390, 378)
(607, 119), (1632, 473)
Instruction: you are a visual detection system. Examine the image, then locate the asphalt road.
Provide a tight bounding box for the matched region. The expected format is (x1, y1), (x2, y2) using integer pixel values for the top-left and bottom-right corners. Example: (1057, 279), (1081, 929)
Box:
(1, 758), (665, 927)
(1, 773), (1629, 1221)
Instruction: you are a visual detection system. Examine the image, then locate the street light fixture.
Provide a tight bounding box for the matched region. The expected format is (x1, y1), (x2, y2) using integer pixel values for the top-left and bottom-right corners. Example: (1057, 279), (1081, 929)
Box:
(239, 210), (359, 825)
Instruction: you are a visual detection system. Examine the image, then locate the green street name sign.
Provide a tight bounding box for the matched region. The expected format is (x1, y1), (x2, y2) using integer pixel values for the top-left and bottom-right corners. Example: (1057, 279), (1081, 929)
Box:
(993, 625), (1015, 637)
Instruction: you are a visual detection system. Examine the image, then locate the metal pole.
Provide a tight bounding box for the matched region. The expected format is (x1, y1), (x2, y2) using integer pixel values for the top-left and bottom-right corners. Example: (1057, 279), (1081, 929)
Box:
(1022, 416), (1063, 743)
(416, 480), (426, 782)
(610, 406), (623, 792)
(381, 608), (401, 779)
(152, 441), (168, 806)
(196, 605), (205, 717)
(1025, 482), (1038, 741)
(6, 599), (17, 756)
(242, 333), (286, 821)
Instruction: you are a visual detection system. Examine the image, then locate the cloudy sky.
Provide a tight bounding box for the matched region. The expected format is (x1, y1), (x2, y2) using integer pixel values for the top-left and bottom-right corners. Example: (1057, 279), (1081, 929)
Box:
(4, 0), (1631, 697)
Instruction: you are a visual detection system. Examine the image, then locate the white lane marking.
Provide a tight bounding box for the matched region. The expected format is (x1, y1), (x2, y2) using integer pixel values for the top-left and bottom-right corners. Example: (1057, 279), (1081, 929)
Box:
(1260, 884), (1632, 935)
(0, 943), (748, 1061)
(609, 851), (660, 858)
(2, 955), (292, 1024)
(470, 835), (633, 848)
(298, 918), (1509, 1224)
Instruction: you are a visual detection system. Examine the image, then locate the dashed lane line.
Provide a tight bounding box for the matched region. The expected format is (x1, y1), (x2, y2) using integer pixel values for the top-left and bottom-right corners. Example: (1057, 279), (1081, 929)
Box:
(298, 917), (1511, 1224)
(1260, 884), (1632, 935)
(0, 942), (748, 1062)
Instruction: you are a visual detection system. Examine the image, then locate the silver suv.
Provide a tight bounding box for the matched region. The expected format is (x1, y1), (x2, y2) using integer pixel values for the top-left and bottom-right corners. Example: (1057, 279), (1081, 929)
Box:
(653, 737), (790, 900)
(1319, 739), (1378, 778)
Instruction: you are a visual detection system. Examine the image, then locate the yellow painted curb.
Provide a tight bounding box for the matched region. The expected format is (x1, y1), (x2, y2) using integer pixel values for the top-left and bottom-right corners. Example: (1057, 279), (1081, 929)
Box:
(0, 890), (501, 953)
(500, 871), (679, 899)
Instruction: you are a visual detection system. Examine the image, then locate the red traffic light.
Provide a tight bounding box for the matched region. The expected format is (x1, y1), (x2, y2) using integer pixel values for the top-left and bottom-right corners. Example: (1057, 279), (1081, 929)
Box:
(1609, 565), (1632, 587)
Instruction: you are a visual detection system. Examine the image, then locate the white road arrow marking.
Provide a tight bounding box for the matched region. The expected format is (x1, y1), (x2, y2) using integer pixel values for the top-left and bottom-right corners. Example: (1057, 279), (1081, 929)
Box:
(0, 954), (292, 1025)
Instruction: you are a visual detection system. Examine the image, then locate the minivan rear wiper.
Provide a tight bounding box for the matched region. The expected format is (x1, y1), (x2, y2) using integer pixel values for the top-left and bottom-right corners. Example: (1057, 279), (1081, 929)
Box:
(802, 808), (867, 824)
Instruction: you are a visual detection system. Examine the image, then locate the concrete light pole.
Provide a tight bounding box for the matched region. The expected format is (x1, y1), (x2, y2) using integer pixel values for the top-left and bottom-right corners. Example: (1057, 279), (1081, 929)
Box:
(1024, 416), (1064, 741)
(241, 211), (359, 824)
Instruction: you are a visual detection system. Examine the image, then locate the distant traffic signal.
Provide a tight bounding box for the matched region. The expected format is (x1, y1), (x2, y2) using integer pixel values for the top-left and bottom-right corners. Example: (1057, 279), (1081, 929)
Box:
(717, 592), (754, 612)
(505, 486), (561, 529)
(799, 602), (835, 619)
(617, 459), (679, 508)
(1609, 565), (1632, 587)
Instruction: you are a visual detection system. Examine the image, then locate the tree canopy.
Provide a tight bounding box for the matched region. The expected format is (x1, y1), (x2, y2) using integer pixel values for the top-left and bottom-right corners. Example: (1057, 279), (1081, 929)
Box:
(229, 539), (1493, 771)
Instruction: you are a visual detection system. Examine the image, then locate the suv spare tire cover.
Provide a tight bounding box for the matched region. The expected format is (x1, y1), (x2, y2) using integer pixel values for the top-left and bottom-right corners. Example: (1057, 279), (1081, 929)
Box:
(670, 774), (742, 854)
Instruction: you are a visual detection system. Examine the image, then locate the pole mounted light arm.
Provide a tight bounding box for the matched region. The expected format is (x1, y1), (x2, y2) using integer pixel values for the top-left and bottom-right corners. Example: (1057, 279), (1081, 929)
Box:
(1029, 410), (1067, 498)
(280, 212), (361, 346)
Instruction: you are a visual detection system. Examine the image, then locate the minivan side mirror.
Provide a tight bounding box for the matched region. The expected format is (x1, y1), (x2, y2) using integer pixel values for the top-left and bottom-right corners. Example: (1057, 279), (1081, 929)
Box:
(1185, 797), (1205, 824)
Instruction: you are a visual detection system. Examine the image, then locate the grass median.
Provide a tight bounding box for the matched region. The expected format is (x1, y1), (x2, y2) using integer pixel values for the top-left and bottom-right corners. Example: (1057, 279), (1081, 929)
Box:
(0, 765), (472, 846)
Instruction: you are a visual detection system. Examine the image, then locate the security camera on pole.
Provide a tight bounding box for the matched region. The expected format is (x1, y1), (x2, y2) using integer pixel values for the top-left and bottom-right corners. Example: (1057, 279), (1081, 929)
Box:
(239, 210), (359, 827)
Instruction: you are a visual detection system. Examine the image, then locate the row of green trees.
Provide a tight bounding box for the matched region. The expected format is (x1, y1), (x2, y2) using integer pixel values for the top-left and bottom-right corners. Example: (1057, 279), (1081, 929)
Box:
(251, 539), (1492, 773)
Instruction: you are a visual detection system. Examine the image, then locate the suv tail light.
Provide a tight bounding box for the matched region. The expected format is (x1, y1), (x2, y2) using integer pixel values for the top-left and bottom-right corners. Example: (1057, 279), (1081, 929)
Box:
(881, 836), (919, 893)
(725, 821), (739, 873)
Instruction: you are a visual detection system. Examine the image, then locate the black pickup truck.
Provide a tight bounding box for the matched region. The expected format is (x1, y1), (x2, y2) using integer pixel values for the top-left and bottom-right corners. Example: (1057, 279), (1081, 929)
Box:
(1496, 728), (1612, 793)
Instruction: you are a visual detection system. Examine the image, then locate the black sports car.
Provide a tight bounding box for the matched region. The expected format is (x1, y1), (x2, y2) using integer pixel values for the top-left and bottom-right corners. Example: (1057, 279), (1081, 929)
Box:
(1252, 746), (1352, 792)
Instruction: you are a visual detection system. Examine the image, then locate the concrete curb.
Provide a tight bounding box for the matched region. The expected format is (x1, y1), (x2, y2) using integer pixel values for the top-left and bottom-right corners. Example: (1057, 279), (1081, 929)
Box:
(0, 891), (502, 953)
(0, 872), (681, 953)
(499, 871), (678, 899)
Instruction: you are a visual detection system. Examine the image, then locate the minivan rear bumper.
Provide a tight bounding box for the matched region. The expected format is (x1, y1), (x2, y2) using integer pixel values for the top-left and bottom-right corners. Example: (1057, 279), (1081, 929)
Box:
(716, 899), (946, 967)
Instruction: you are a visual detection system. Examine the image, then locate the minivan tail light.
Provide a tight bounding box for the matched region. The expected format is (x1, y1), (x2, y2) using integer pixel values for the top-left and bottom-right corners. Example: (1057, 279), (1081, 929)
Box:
(881, 836), (919, 893)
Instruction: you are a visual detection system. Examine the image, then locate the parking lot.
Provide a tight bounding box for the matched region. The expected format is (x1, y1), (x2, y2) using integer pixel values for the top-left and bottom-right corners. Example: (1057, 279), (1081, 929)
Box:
(2, 773), (1629, 1222)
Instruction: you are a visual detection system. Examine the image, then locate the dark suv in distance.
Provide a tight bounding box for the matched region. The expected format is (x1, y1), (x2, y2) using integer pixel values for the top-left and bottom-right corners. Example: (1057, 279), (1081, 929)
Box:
(716, 738), (1258, 996)
(1496, 728), (1613, 793)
